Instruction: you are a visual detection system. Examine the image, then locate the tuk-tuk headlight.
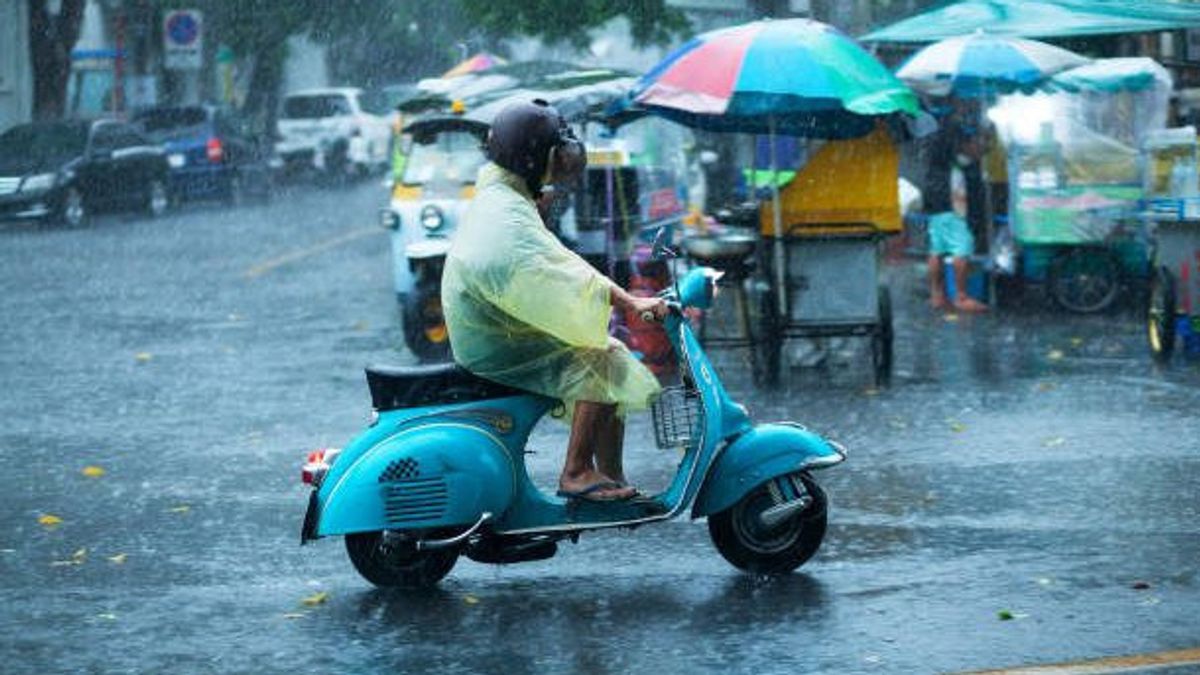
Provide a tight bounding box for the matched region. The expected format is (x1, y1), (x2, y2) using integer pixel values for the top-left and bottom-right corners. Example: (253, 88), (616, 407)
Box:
(420, 204), (445, 231)
(379, 208), (400, 230)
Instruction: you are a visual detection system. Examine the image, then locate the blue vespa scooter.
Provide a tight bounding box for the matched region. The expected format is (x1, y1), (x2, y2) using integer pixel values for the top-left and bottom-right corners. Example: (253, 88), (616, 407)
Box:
(300, 233), (847, 587)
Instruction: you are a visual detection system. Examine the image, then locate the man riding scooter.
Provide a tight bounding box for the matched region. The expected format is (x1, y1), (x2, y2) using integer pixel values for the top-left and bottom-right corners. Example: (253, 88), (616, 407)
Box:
(442, 100), (668, 502)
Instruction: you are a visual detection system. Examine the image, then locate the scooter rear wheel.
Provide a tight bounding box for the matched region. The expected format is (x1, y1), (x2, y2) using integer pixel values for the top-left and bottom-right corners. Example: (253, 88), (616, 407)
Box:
(345, 531), (459, 588)
(707, 474), (827, 575)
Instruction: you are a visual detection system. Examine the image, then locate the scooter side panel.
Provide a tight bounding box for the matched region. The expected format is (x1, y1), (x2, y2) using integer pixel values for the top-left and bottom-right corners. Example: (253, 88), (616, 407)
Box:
(316, 423), (516, 536)
(690, 423), (845, 518)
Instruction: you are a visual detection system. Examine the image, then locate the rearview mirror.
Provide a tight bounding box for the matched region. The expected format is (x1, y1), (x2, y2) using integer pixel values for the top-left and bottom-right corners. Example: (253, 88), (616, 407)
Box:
(651, 227), (676, 262)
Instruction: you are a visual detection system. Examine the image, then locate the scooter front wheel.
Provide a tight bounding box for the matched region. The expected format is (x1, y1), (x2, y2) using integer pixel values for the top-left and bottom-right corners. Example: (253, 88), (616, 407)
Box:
(707, 474), (827, 575)
(345, 531), (459, 588)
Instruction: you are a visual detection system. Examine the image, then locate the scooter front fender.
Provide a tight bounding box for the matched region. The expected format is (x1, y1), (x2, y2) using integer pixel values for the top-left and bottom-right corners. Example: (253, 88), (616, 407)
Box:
(691, 423), (845, 518)
(316, 423), (516, 537)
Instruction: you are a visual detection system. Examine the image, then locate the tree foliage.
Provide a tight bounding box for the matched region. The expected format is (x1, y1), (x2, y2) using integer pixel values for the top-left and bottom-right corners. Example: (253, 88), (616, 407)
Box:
(459, 0), (691, 49)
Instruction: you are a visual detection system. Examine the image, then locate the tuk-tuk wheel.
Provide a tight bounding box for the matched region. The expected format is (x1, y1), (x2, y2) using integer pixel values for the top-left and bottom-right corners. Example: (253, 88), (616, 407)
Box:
(1148, 266), (1176, 363)
(871, 286), (894, 387)
(402, 290), (451, 363)
(345, 531), (459, 588)
(1047, 247), (1122, 314)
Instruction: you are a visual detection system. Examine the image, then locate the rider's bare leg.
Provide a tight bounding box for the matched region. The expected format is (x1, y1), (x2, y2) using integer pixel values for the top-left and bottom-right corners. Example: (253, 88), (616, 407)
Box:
(560, 401), (635, 499)
(594, 410), (626, 485)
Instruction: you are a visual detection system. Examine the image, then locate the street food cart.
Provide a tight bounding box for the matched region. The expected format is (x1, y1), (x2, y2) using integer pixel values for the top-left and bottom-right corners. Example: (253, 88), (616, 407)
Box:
(756, 124), (902, 386)
(991, 58), (1170, 312)
(1142, 127), (1200, 362)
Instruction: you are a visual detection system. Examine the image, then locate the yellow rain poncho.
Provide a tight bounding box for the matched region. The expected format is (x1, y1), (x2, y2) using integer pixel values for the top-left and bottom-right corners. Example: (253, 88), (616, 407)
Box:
(443, 163), (661, 412)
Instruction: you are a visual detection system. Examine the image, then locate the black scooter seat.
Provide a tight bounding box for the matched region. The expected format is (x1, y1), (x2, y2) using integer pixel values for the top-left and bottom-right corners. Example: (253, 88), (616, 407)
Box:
(365, 363), (526, 411)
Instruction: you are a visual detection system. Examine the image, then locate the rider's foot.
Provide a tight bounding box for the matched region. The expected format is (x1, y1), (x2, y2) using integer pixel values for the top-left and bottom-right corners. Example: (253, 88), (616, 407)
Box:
(558, 469), (637, 502)
(930, 291), (949, 310)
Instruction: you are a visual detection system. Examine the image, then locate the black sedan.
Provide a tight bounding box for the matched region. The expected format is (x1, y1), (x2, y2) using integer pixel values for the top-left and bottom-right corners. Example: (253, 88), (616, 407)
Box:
(0, 119), (170, 226)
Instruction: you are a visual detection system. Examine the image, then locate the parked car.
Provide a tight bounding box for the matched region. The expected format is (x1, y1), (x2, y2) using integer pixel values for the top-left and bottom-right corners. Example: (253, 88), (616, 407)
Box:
(133, 104), (273, 204)
(0, 119), (170, 226)
(275, 87), (391, 180)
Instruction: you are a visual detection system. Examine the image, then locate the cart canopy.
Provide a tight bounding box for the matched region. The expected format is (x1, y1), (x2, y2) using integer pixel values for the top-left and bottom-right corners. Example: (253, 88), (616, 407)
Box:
(863, 0), (1200, 43)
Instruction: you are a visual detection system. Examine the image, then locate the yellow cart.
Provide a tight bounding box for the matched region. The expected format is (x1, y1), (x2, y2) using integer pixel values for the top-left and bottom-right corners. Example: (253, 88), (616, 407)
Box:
(757, 124), (903, 386)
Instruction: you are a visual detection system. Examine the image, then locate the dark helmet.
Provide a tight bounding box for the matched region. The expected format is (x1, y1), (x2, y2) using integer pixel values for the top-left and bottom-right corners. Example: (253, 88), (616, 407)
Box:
(487, 99), (584, 194)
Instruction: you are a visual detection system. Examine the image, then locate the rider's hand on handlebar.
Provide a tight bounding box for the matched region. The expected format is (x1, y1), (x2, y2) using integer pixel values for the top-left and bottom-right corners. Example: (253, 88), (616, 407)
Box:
(631, 296), (669, 323)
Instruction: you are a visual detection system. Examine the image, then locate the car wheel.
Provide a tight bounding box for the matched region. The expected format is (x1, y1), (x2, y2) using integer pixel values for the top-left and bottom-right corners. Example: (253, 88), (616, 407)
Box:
(58, 187), (87, 227)
(146, 179), (170, 218)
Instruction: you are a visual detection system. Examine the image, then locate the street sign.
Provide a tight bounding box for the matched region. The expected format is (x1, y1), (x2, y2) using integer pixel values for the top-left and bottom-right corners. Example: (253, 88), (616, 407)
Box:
(163, 9), (203, 70)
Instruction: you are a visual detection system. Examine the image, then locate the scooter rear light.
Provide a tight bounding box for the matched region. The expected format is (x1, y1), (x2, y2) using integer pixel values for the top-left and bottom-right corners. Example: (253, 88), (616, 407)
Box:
(206, 137), (224, 163)
(300, 447), (341, 487)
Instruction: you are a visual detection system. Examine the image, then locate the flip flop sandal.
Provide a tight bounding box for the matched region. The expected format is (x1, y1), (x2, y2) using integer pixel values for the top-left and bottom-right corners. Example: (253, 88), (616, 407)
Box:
(556, 481), (635, 502)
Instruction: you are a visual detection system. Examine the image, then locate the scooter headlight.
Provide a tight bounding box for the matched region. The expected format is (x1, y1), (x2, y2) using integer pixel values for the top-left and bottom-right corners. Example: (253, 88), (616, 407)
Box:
(420, 204), (445, 231)
(379, 208), (400, 231)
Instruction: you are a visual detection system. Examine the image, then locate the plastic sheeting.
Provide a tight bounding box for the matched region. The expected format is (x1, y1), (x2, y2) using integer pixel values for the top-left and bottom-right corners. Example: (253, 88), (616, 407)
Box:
(442, 163), (661, 413)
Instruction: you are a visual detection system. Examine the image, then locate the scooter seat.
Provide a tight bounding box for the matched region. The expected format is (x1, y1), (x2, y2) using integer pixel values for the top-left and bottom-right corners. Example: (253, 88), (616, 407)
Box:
(365, 363), (526, 411)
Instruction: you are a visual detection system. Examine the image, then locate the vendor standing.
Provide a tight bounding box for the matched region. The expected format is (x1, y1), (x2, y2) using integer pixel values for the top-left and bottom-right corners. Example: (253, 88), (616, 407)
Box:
(924, 111), (988, 313)
(442, 100), (667, 503)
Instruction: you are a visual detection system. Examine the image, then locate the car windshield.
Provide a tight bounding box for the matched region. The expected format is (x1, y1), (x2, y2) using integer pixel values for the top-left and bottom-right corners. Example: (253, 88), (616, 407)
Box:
(282, 94), (351, 119)
(0, 123), (88, 162)
(402, 130), (486, 187)
(134, 107), (209, 140)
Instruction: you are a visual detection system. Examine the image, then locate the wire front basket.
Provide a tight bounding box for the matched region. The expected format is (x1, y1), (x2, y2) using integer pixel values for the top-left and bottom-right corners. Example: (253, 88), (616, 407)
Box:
(651, 385), (703, 449)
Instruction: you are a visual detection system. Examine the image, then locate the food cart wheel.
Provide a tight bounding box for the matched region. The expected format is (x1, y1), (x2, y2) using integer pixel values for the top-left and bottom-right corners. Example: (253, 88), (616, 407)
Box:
(871, 286), (894, 387)
(1047, 247), (1122, 314)
(1147, 266), (1177, 363)
(756, 286), (783, 388)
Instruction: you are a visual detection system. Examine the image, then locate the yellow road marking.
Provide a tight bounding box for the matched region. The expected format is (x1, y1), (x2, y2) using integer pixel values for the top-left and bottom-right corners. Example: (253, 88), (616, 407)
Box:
(244, 227), (381, 279)
(959, 647), (1200, 675)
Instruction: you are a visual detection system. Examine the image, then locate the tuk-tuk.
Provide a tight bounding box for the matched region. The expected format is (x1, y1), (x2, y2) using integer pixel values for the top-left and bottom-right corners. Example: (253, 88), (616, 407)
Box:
(378, 115), (489, 360)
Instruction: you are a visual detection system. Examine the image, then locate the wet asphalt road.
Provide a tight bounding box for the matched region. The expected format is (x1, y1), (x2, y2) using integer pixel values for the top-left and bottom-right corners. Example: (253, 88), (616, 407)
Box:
(2, 181), (1199, 675)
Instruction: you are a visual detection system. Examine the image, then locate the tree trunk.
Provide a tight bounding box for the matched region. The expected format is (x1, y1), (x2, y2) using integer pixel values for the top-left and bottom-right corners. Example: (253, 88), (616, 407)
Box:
(29, 0), (87, 120)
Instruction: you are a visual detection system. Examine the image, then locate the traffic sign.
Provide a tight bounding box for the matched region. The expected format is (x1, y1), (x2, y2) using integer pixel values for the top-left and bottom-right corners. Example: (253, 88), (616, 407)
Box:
(163, 9), (203, 70)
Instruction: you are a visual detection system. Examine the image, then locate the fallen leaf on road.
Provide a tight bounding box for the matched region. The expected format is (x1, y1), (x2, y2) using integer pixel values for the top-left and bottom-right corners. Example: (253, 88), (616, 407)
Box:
(943, 313), (959, 323)
(50, 558), (81, 567)
(134, 352), (153, 363)
(81, 465), (106, 478)
(1070, 337), (1084, 347)
(107, 553), (127, 564)
(1036, 577), (1053, 586)
(947, 420), (966, 433)
(1131, 580), (1151, 590)
(282, 612), (306, 620)
(168, 505), (191, 514)
(463, 595), (480, 605)
(1047, 349), (1064, 361)
(1140, 596), (1161, 606)
(1043, 437), (1066, 448)
(997, 610), (1015, 621)
(301, 591), (329, 606)
(38, 514), (63, 528)
(861, 387), (880, 397)
(96, 613), (117, 620)
(72, 547), (87, 562)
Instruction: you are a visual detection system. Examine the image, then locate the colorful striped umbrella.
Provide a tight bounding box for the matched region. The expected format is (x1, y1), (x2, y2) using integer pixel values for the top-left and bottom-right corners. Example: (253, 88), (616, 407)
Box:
(443, 52), (507, 79)
(896, 32), (1088, 97)
(629, 18), (919, 138)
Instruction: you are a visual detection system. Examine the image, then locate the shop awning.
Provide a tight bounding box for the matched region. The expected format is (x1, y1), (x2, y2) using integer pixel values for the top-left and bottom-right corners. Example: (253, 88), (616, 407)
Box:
(862, 0), (1200, 43)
